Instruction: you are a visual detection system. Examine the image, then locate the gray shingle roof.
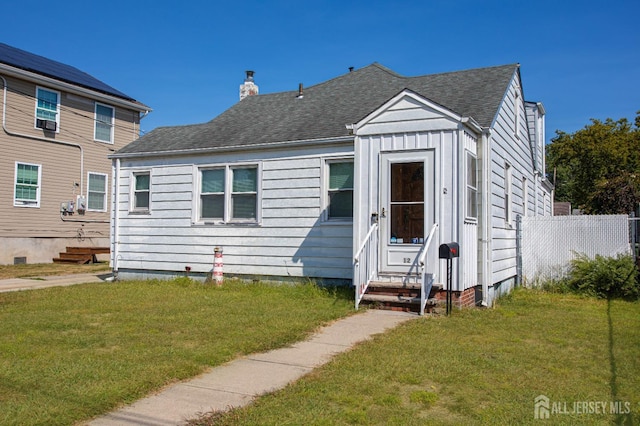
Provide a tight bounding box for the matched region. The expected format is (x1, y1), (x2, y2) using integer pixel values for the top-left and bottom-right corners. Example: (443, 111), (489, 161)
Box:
(0, 43), (137, 102)
(117, 63), (518, 156)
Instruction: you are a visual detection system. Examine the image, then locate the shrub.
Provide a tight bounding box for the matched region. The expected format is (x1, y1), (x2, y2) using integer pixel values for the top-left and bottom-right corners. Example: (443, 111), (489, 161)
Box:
(565, 253), (639, 299)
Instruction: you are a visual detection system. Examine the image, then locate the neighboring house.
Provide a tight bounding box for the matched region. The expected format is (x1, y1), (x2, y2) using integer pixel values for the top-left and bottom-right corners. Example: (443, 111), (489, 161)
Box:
(111, 63), (552, 308)
(0, 43), (150, 264)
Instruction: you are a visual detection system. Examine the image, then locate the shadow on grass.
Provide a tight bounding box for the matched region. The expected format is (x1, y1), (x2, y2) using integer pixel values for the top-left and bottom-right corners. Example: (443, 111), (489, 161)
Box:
(607, 298), (635, 425)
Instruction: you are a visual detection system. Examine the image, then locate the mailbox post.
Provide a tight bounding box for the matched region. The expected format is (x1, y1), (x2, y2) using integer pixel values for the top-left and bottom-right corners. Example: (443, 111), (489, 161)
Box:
(439, 242), (459, 316)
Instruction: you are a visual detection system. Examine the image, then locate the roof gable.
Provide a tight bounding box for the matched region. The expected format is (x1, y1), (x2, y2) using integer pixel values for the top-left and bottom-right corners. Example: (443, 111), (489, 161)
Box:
(116, 63), (518, 156)
(353, 89), (464, 136)
(0, 43), (135, 101)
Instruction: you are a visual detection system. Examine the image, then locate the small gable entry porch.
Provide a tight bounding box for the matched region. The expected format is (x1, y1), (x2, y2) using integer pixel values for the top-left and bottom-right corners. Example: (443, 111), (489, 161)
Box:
(352, 90), (480, 313)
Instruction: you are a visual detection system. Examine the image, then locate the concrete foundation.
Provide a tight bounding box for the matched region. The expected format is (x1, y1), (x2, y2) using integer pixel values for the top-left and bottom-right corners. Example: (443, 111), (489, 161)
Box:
(0, 237), (110, 265)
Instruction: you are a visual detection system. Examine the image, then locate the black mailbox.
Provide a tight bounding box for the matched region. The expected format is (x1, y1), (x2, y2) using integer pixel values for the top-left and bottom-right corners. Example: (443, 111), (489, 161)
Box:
(439, 242), (460, 259)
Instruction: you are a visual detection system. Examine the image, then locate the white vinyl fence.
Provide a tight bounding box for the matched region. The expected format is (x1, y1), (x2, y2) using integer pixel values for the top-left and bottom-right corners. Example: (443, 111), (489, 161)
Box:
(519, 215), (631, 284)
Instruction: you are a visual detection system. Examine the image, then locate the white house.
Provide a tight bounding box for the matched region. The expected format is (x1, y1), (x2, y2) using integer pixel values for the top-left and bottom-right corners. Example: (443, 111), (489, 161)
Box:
(110, 63), (552, 311)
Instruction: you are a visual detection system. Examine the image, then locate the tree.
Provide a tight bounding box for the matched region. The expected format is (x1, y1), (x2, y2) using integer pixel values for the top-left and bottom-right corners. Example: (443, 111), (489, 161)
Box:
(547, 112), (640, 214)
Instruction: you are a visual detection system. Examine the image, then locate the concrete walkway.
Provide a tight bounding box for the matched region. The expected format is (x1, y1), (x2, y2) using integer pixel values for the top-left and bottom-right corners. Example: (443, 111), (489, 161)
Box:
(89, 309), (417, 426)
(0, 272), (111, 293)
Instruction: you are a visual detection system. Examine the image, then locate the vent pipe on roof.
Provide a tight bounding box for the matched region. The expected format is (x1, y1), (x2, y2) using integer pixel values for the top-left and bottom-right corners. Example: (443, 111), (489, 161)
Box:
(239, 70), (258, 101)
(296, 83), (304, 99)
(349, 66), (354, 72)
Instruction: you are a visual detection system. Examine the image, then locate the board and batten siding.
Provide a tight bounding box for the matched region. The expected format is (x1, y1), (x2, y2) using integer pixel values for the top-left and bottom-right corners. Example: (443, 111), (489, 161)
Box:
(353, 93), (480, 290)
(114, 143), (354, 280)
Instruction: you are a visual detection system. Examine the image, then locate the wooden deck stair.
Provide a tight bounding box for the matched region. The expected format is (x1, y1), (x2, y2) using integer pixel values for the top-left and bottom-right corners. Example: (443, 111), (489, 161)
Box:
(360, 281), (443, 313)
(53, 247), (110, 264)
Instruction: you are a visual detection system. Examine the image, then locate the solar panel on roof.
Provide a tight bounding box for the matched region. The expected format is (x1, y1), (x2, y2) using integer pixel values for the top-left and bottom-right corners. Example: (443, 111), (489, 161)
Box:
(0, 43), (135, 101)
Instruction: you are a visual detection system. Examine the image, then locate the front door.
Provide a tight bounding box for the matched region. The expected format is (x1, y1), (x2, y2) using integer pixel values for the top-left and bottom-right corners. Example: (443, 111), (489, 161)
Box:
(380, 151), (434, 273)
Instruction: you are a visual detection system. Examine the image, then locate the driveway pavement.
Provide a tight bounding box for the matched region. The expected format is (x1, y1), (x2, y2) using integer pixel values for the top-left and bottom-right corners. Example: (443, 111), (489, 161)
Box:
(0, 273), (112, 293)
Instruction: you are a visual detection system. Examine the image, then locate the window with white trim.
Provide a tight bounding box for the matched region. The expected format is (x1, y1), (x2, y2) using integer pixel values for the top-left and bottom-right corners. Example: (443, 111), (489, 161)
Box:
(88, 172), (107, 211)
(514, 90), (521, 140)
(35, 87), (60, 130)
(95, 103), (114, 143)
(132, 172), (150, 212)
(466, 153), (478, 220)
(505, 163), (513, 225)
(326, 160), (354, 220)
(14, 162), (41, 207)
(199, 164), (259, 223)
(522, 176), (528, 217)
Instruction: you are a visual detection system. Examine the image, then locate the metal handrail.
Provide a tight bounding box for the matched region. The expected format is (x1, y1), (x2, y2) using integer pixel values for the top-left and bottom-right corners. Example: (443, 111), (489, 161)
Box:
(354, 222), (379, 310)
(419, 223), (439, 315)
(354, 222), (379, 264)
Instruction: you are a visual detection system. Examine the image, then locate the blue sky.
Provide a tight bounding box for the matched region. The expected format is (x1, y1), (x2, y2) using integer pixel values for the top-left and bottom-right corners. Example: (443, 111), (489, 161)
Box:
(2, 0), (638, 143)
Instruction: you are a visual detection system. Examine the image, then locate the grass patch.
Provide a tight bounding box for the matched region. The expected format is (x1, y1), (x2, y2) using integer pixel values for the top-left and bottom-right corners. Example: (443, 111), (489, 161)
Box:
(0, 278), (354, 425)
(0, 262), (110, 280)
(193, 289), (640, 425)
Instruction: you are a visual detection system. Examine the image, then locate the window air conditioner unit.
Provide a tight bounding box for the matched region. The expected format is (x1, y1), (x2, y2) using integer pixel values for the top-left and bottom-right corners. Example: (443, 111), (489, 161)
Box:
(36, 119), (57, 131)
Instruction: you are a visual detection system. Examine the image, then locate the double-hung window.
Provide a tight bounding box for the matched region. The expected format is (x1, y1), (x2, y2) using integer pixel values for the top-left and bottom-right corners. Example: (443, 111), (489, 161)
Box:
(88, 172), (107, 211)
(132, 172), (150, 212)
(326, 160), (354, 220)
(95, 103), (114, 143)
(35, 87), (60, 130)
(505, 163), (513, 225)
(14, 162), (41, 207)
(199, 165), (259, 223)
(466, 153), (478, 220)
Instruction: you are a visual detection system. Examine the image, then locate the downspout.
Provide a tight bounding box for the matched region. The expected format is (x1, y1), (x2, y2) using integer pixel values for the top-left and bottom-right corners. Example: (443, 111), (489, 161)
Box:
(1, 74), (85, 198)
(456, 127), (463, 294)
(480, 130), (493, 306)
(112, 158), (121, 277)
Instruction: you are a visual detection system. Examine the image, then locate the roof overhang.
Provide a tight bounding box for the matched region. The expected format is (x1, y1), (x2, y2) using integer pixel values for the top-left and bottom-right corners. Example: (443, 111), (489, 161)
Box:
(110, 135), (354, 160)
(0, 63), (151, 113)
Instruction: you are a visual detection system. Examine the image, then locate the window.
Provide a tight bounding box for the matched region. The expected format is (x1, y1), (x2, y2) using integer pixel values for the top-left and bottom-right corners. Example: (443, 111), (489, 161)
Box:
(522, 176), (528, 217)
(231, 167), (257, 219)
(14, 162), (41, 207)
(95, 103), (114, 143)
(327, 160), (354, 220)
(199, 164), (259, 223)
(201, 168), (225, 219)
(514, 90), (521, 139)
(505, 163), (513, 225)
(466, 153), (477, 219)
(88, 172), (107, 211)
(35, 87), (60, 129)
(132, 172), (150, 211)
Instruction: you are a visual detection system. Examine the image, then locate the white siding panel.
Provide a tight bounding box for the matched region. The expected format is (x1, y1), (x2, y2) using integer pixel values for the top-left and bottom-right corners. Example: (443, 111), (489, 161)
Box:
(115, 147), (354, 280)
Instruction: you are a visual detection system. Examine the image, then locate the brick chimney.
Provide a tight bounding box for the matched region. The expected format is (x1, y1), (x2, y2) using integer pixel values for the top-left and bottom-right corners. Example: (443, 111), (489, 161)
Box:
(239, 70), (258, 100)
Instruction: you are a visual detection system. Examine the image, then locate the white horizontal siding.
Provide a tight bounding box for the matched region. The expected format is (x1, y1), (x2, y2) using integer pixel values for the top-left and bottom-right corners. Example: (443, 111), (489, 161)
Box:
(114, 144), (354, 280)
(489, 74), (535, 285)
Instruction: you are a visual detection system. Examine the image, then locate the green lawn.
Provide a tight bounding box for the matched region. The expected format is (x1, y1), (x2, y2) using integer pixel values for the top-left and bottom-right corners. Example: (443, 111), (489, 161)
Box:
(0, 278), (354, 425)
(191, 289), (640, 425)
